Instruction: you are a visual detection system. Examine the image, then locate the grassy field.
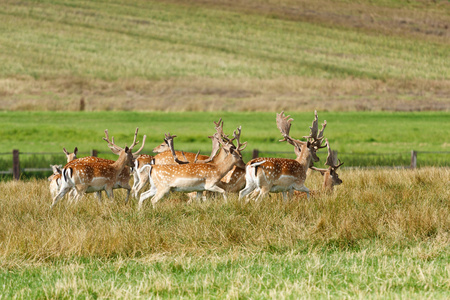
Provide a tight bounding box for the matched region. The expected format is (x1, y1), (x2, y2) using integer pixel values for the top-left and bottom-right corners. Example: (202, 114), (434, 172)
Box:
(0, 167), (448, 298)
(0, 0), (449, 112)
(0, 111), (449, 178)
(1, 1), (449, 298)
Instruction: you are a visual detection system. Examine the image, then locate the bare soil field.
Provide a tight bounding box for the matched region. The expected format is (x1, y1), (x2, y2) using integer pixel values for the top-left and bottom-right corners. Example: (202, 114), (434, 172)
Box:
(1, 77), (448, 112)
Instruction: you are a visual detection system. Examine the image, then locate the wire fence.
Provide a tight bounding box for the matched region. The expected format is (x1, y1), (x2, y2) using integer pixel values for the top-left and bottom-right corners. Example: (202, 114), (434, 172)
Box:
(0, 149), (449, 180)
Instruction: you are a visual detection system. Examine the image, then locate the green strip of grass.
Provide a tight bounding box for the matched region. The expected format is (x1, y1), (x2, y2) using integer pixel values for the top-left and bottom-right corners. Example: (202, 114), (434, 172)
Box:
(1, 111), (448, 153)
(1, 248), (449, 299)
(0, 111), (448, 174)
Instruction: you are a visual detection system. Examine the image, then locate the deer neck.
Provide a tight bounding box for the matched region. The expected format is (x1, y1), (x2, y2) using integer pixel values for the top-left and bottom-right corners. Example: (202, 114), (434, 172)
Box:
(111, 151), (129, 172)
(295, 143), (313, 169)
(211, 148), (226, 164)
(214, 152), (240, 179)
(322, 171), (333, 192)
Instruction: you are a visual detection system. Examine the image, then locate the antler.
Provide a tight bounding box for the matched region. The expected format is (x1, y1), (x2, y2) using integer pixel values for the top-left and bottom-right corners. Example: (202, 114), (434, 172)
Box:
(103, 128), (146, 157)
(324, 139), (344, 169)
(194, 132), (222, 164)
(231, 126), (247, 151)
(303, 111), (327, 149)
(103, 129), (122, 155)
(164, 133), (189, 165)
(129, 127), (147, 158)
(195, 119), (228, 164)
(276, 111), (298, 147)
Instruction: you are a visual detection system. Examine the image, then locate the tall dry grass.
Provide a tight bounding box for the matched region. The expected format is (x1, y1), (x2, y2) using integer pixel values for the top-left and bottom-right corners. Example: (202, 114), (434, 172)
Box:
(0, 167), (448, 263)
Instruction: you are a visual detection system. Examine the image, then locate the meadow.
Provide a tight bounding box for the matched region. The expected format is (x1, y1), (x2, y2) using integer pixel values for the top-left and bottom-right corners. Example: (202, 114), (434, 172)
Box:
(0, 0), (449, 112)
(0, 167), (449, 298)
(1, 0), (449, 298)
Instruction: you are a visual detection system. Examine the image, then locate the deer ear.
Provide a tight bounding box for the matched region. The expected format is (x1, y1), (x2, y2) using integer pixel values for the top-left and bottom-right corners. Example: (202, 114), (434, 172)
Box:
(74, 147), (78, 155)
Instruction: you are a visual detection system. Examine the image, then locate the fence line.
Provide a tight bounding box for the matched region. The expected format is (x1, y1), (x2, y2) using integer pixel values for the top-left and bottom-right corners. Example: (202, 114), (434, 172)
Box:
(1, 149), (449, 180)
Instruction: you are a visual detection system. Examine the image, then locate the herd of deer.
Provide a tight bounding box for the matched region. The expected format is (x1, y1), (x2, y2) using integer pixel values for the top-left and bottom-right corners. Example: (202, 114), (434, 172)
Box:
(48, 111), (343, 209)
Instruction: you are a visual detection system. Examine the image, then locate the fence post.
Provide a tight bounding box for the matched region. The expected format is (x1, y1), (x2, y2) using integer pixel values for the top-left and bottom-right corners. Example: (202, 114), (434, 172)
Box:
(91, 149), (98, 157)
(13, 149), (20, 180)
(252, 149), (259, 159)
(411, 150), (417, 169)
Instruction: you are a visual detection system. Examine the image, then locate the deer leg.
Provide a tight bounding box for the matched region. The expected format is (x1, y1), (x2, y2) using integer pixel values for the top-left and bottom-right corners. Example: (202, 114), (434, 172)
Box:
(67, 188), (77, 204)
(138, 185), (158, 210)
(51, 184), (73, 208)
(239, 182), (257, 201)
(293, 184), (310, 199)
(254, 187), (270, 202)
(133, 168), (150, 198)
(205, 184), (227, 201)
(96, 191), (103, 204)
(196, 192), (204, 202)
(124, 188), (131, 204)
(282, 189), (294, 202)
(133, 179), (148, 198)
(104, 188), (114, 202)
(150, 186), (171, 208)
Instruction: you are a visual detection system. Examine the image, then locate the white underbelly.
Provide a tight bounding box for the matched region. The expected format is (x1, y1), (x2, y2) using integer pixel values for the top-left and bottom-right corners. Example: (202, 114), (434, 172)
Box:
(86, 185), (105, 192)
(270, 185), (293, 192)
(171, 178), (205, 192)
(270, 175), (296, 192)
(85, 178), (107, 192)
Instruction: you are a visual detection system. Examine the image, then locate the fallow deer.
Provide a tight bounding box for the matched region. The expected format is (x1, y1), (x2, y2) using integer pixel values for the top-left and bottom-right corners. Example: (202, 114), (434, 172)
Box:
(132, 119), (229, 198)
(51, 129), (145, 207)
(138, 127), (247, 209)
(239, 111), (326, 202)
(101, 128), (147, 202)
(131, 136), (211, 198)
(51, 142), (134, 208)
(59, 128), (146, 203)
(309, 139), (344, 193)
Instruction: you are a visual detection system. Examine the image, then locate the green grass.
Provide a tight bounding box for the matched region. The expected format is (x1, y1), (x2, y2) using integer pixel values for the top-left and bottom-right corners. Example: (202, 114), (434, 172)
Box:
(0, 111), (448, 178)
(2, 249), (449, 299)
(1, 111), (449, 154)
(0, 0), (449, 112)
(1, 0), (447, 80)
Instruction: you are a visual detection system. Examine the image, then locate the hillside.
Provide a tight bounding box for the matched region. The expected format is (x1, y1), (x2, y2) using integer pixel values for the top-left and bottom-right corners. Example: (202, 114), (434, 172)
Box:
(0, 0), (449, 111)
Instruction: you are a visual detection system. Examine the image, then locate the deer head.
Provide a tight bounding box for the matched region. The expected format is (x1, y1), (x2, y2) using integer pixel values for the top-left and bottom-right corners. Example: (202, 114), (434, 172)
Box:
(310, 139), (344, 189)
(63, 147), (78, 163)
(103, 127), (146, 163)
(277, 110), (326, 163)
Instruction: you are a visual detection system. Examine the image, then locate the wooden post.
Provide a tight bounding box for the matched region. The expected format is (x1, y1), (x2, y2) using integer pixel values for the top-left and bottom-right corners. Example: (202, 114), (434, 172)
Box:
(252, 149), (259, 159)
(13, 149), (20, 180)
(91, 149), (98, 157)
(79, 97), (85, 111)
(411, 150), (417, 169)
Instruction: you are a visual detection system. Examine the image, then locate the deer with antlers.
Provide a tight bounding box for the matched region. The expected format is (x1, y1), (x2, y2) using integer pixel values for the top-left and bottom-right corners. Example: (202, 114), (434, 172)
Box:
(239, 111), (327, 202)
(309, 138), (344, 193)
(131, 134), (213, 198)
(57, 128), (146, 203)
(132, 119), (238, 199)
(138, 126), (247, 209)
(50, 129), (145, 208)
